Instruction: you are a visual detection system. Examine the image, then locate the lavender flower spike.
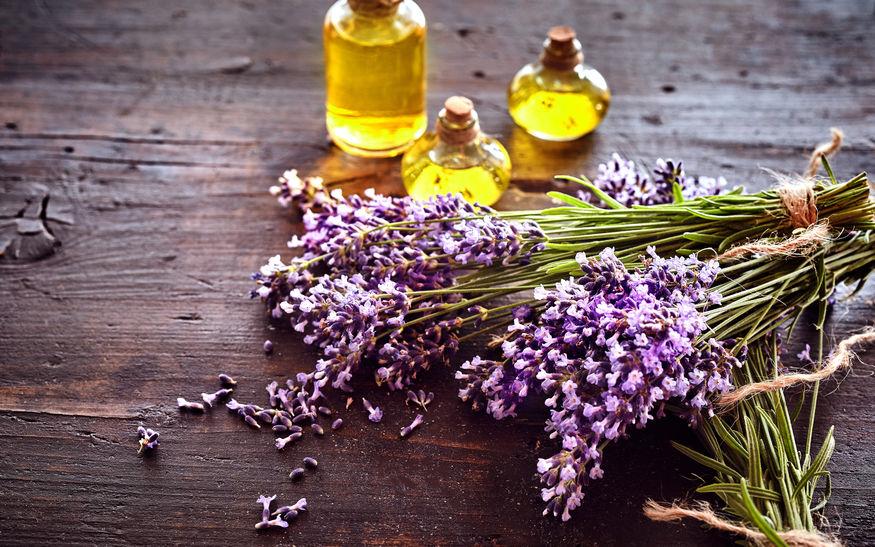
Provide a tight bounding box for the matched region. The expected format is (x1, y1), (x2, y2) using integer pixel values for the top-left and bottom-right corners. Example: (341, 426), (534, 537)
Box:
(177, 397), (205, 412)
(201, 388), (233, 407)
(400, 414), (424, 438)
(362, 398), (383, 423)
(136, 426), (159, 454)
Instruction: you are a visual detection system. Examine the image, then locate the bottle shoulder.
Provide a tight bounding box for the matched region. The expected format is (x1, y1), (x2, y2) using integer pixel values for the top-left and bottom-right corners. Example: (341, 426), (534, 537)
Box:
(509, 61), (609, 94)
(404, 133), (509, 170)
(325, 1), (425, 46)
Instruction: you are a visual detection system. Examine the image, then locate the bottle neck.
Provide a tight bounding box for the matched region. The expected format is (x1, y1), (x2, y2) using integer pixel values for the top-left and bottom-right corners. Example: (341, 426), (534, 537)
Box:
(437, 117), (480, 146)
(348, 0), (402, 17)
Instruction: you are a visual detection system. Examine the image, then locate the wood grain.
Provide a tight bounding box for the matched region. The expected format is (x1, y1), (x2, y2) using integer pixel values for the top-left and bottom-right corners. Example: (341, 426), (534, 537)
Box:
(1, 0), (874, 544)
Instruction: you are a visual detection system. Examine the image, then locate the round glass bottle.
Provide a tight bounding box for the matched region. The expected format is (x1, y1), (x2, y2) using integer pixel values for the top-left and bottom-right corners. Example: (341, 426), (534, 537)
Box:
(402, 96), (511, 206)
(508, 26), (610, 141)
(324, 0), (427, 157)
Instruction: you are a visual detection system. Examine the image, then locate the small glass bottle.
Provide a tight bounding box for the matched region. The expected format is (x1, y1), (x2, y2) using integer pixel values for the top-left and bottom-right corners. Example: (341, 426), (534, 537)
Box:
(402, 96), (511, 206)
(508, 26), (610, 141)
(324, 0), (427, 157)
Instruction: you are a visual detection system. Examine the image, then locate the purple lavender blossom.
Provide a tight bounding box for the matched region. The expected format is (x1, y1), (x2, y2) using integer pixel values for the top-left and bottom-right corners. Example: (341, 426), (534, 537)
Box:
(456, 247), (743, 520)
(177, 397), (205, 412)
(275, 432), (302, 450)
(254, 494), (281, 529)
(269, 169), (328, 211)
(362, 398), (383, 423)
(400, 414), (424, 438)
(797, 343), (813, 363)
(218, 373), (237, 386)
(136, 426), (159, 454)
(406, 389), (435, 412)
(577, 154), (727, 207)
(273, 497), (308, 520)
(201, 388), (233, 408)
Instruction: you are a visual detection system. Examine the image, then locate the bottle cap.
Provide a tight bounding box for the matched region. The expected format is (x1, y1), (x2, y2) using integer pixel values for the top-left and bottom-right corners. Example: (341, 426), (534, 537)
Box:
(540, 26), (583, 70)
(437, 96), (480, 145)
(348, 0), (402, 16)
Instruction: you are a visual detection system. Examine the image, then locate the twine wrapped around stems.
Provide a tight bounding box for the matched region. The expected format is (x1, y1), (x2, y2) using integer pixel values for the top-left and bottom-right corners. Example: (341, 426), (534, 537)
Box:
(643, 500), (843, 547)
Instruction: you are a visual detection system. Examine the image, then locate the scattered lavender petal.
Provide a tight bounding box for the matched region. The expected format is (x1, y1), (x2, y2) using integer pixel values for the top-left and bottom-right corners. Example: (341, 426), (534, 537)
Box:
(345, 397), (353, 409)
(136, 426), (160, 454)
(201, 388), (233, 407)
(255, 516), (288, 530)
(244, 415), (262, 429)
(177, 397), (205, 412)
(362, 398), (383, 423)
(275, 432), (302, 450)
(218, 373), (237, 387)
(797, 343), (813, 363)
(400, 414), (424, 438)
(257, 494), (276, 522)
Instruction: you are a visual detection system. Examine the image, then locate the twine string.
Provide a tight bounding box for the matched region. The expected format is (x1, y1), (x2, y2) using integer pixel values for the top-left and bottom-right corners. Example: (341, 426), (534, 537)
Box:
(643, 500), (843, 547)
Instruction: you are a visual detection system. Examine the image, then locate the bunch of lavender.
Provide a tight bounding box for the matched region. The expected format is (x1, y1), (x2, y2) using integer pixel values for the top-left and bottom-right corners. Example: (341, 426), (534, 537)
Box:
(252, 182), (545, 391)
(577, 153), (728, 207)
(456, 248), (743, 520)
(254, 159), (874, 526)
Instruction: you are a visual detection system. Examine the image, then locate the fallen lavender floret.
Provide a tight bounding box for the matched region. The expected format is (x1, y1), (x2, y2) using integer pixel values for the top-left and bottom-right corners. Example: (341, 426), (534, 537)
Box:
(263, 340), (274, 354)
(331, 418), (343, 431)
(254, 494), (279, 529)
(303, 457), (318, 469)
(244, 415), (261, 429)
(362, 398), (383, 423)
(317, 406), (332, 416)
(275, 432), (302, 450)
(311, 423), (324, 436)
(400, 414), (424, 438)
(136, 426), (159, 454)
(201, 388), (233, 407)
(218, 373), (237, 387)
(273, 497), (308, 520)
(255, 516), (289, 530)
(289, 467), (305, 481)
(177, 397), (205, 412)
(797, 343), (813, 363)
(406, 390), (434, 412)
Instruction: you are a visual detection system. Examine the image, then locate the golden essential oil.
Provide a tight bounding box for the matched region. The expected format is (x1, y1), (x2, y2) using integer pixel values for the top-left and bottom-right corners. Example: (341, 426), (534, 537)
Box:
(402, 96), (511, 206)
(508, 26), (610, 141)
(324, 0), (427, 158)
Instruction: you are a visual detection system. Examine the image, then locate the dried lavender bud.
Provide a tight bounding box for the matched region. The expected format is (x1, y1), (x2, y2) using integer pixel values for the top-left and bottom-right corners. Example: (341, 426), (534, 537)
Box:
(302, 457), (318, 469)
(288, 425), (303, 434)
(266, 381), (279, 408)
(272, 424), (288, 433)
(218, 373), (237, 387)
(273, 497), (307, 519)
(177, 397), (205, 412)
(275, 432), (302, 450)
(406, 390), (435, 412)
(257, 494), (275, 522)
(136, 426), (160, 454)
(255, 516), (288, 530)
(400, 414), (424, 438)
(201, 388), (233, 408)
(331, 418), (343, 431)
(263, 340), (274, 354)
(311, 423), (324, 436)
(244, 415), (262, 429)
(288, 467), (305, 481)
(255, 410), (274, 424)
(317, 406), (332, 416)
(362, 398), (383, 423)
(225, 398), (242, 411)
(345, 397), (353, 409)
(292, 413), (312, 425)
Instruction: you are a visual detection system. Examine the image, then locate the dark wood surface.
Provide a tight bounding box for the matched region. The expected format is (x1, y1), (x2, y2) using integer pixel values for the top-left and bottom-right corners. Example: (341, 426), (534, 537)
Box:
(1, 1), (874, 545)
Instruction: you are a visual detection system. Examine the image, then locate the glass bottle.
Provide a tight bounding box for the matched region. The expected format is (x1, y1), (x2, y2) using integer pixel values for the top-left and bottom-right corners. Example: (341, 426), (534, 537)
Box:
(508, 26), (610, 141)
(401, 96), (511, 206)
(323, 0), (427, 157)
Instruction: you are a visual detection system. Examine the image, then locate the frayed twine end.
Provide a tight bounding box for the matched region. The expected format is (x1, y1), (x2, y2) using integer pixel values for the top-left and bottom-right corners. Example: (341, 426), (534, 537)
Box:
(717, 328), (875, 409)
(643, 499), (843, 547)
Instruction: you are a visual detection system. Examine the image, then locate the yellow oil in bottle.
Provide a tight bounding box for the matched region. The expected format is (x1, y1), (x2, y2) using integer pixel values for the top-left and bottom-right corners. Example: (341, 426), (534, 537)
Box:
(324, 0), (427, 157)
(402, 97), (510, 206)
(508, 26), (610, 141)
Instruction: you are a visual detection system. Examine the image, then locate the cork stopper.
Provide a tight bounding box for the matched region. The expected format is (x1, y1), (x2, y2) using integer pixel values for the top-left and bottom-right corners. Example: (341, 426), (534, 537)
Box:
(540, 26), (583, 71)
(348, 0), (402, 16)
(437, 96), (480, 145)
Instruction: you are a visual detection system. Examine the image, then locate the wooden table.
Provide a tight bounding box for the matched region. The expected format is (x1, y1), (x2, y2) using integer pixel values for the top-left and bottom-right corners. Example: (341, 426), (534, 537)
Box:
(2, 1), (873, 544)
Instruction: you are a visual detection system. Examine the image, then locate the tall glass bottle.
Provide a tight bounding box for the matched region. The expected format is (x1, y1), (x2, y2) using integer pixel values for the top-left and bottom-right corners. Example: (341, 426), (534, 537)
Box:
(323, 0), (427, 157)
(402, 96), (511, 206)
(508, 26), (610, 141)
